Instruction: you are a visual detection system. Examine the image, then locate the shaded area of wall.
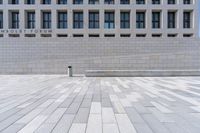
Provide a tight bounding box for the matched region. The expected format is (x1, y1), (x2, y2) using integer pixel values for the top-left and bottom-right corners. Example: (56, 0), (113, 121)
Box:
(0, 38), (199, 74)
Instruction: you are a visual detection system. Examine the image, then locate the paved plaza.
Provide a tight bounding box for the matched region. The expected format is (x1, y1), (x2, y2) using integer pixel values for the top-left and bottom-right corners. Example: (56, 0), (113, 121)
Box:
(0, 76), (200, 133)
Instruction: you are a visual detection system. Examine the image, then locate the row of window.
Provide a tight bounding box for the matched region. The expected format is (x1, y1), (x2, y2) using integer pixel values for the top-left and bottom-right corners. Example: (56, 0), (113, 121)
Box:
(0, 33), (194, 38)
(0, 11), (192, 29)
(0, 0), (193, 5)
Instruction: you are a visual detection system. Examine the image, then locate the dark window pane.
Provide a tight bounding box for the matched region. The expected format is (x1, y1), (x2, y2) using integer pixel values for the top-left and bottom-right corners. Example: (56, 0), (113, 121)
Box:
(73, 12), (83, 29)
(104, 12), (115, 29)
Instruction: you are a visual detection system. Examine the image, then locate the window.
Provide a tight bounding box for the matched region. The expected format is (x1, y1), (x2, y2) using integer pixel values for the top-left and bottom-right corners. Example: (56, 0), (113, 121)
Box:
(152, 0), (160, 4)
(26, 12), (35, 29)
(168, 34), (177, 37)
(105, 0), (114, 4)
(73, 0), (83, 4)
(89, 0), (99, 4)
(89, 34), (99, 37)
(183, 34), (193, 37)
(11, 12), (19, 29)
(42, 0), (51, 4)
(120, 34), (131, 37)
(42, 12), (51, 29)
(120, 11), (130, 29)
(152, 12), (160, 28)
(183, 11), (191, 28)
(104, 34), (115, 37)
(89, 11), (99, 29)
(26, 0), (35, 4)
(10, 0), (19, 4)
(0, 0), (3, 4)
(25, 34), (36, 37)
(73, 11), (83, 29)
(136, 0), (145, 4)
(0, 12), (3, 29)
(120, 0), (129, 4)
(41, 34), (52, 37)
(58, 12), (67, 29)
(9, 34), (20, 37)
(152, 34), (162, 37)
(73, 34), (84, 37)
(136, 34), (146, 37)
(104, 12), (115, 29)
(58, 0), (67, 4)
(168, 0), (175, 4)
(183, 0), (191, 4)
(136, 12), (145, 29)
(168, 11), (176, 28)
(57, 34), (68, 37)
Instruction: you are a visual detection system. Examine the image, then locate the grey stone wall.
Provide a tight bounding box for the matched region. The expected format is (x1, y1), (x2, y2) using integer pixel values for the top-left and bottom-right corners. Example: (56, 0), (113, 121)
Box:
(0, 38), (199, 74)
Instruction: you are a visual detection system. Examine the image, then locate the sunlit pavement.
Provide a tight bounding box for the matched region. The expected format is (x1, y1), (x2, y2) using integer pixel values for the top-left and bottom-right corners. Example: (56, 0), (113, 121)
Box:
(0, 75), (200, 133)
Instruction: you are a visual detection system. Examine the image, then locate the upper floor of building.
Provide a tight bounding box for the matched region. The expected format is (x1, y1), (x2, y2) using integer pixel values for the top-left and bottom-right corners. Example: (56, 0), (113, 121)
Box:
(0, 0), (199, 38)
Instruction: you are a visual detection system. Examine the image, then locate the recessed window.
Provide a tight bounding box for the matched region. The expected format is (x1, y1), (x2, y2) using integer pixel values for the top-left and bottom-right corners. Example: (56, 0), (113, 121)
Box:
(89, 11), (99, 29)
(58, 0), (67, 4)
(168, 34), (177, 37)
(25, 34), (36, 37)
(41, 34), (52, 37)
(9, 0), (19, 4)
(136, 0), (145, 4)
(9, 34), (20, 37)
(152, 0), (160, 4)
(136, 34), (146, 37)
(73, 0), (83, 4)
(120, 0), (129, 4)
(0, 12), (3, 29)
(73, 11), (83, 29)
(89, 0), (99, 4)
(26, 11), (35, 29)
(152, 34), (162, 37)
(105, 0), (114, 4)
(183, 34), (193, 37)
(184, 0), (191, 4)
(0, 34), (3, 37)
(120, 34), (131, 37)
(42, 11), (51, 29)
(168, 0), (175, 4)
(104, 34), (115, 37)
(42, 0), (51, 4)
(120, 11), (130, 29)
(57, 11), (67, 29)
(183, 11), (191, 29)
(10, 11), (19, 29)
(104, 11), (115, 29)
(152, 11), (161, 29)
(89, 34), (99, 37)
(57, 34), (68, 37)
(136, 12), (145, 29)
(73, 34), (84, 37)
(26, 0), (35, 4)
(168, 11), (176, 28)
(0, 0), (2, 4)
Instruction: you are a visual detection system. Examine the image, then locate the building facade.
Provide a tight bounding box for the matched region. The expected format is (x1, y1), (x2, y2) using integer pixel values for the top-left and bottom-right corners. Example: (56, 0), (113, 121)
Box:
(0, 0), (199, 75)
(0, 0), (199, 38)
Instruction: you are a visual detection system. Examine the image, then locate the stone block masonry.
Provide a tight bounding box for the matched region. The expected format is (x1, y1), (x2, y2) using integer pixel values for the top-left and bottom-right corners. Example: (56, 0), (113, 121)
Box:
(0, 38), (199, 74)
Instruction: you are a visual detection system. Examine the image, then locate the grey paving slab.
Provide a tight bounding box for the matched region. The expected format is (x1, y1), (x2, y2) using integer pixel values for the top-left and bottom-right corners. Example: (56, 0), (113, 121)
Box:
(1, 124), (25, 133)
(51, 114), (75, 133)
(0, 76), (200, 133)
(73, 108), (90, 123)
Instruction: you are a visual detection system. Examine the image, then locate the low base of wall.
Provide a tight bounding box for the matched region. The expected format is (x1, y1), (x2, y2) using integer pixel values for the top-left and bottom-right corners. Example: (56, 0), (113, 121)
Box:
(0, 38), (200, 74)
(85, 70), (200, 77)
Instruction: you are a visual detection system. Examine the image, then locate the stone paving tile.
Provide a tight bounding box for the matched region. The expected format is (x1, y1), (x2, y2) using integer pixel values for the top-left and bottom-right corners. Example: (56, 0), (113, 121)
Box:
(0, 76), (200, 133)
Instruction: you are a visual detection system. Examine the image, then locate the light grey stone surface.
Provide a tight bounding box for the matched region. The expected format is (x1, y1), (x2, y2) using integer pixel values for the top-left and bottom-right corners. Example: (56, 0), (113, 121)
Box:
(0, 38), (200, 74)
(0, 75), (200, 133)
